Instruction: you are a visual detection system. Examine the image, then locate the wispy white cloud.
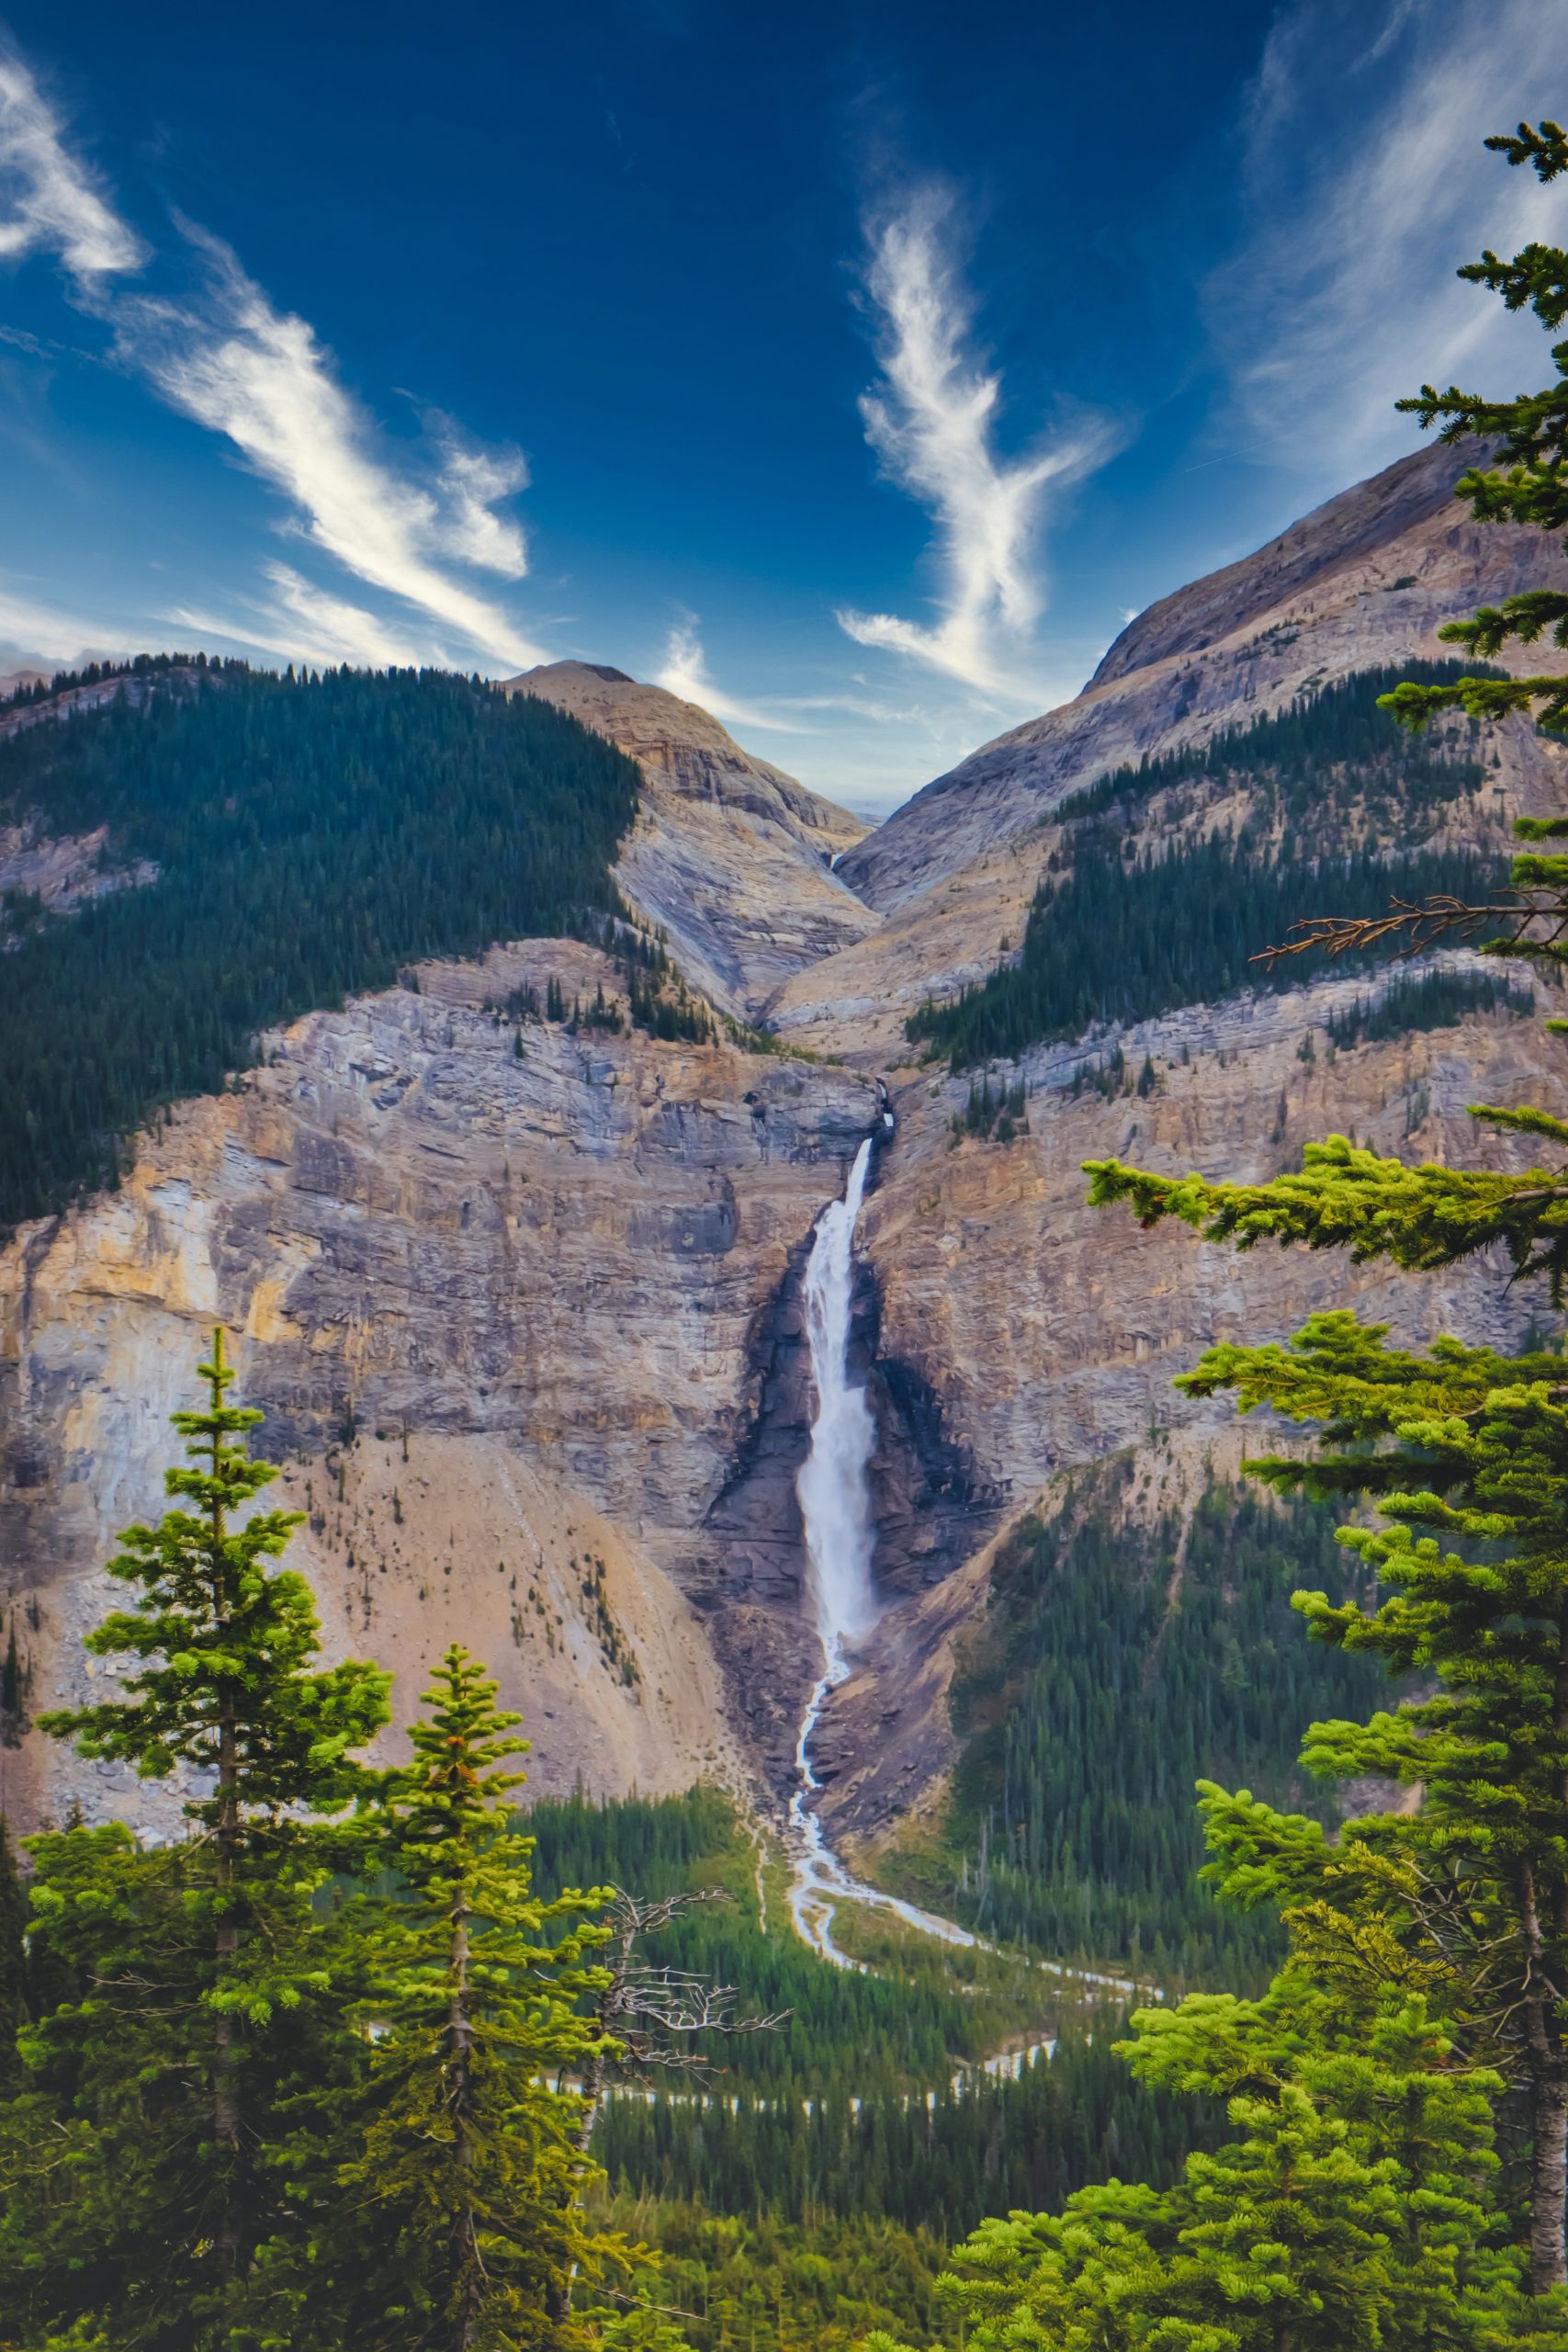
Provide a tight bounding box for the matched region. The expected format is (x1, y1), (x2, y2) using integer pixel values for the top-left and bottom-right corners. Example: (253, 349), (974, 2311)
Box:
(1211, 0), (1568, 484)
(837, 186), (1119, 695)
(0, 48), (144, 280)
(164, 564), (440, 671)
(423, 412), (530, 578)
(0, 38), (548, 674)
(111, 229), (547, 671)
(653, 617), (807, 732)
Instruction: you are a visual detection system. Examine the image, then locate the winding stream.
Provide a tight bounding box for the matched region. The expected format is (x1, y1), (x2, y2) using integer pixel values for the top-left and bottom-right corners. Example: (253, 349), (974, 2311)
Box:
(782, 1129), (1153, 2006)
(785, 1127), (983, 1968)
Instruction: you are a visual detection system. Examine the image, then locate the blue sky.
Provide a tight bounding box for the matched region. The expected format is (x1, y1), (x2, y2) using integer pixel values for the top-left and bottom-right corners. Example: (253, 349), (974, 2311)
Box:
(0, 0), (1563, 813)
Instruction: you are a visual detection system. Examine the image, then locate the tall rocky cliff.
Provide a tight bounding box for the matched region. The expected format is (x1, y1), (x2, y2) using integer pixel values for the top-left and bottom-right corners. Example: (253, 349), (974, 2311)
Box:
(5, 442), (1566, 1850)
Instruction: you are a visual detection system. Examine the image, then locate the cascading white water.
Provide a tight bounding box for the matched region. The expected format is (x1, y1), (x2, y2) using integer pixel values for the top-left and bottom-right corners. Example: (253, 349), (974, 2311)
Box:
(786, 1125), (980, 1966)
(796, 1136), (880, 1678)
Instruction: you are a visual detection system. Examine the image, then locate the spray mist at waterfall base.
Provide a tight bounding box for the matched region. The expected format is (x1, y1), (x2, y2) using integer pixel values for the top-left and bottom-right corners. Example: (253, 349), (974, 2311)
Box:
(785, 1133), (980, 1969)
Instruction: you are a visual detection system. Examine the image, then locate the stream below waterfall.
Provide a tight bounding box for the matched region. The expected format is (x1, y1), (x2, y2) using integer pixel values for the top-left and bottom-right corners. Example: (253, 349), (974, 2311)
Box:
(783, 1130), (1151, 2004)
(784, 1126), (984, 1969)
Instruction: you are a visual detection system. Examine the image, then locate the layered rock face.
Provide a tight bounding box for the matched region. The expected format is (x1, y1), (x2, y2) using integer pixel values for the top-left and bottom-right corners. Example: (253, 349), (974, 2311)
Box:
(816, 967), (1555, 1843)
(504, 662), (880, 1020)
(0, 937), (883, 1829)
(6, 442), (1568, 1851)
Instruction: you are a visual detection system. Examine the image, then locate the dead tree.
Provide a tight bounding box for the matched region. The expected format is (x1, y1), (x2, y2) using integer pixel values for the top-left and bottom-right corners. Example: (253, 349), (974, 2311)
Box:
(576, 1885), (791, 2150)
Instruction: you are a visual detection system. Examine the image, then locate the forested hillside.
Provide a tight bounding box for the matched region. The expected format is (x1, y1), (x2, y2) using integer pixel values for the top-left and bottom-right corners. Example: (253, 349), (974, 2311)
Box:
(909, 660), (1513, 1069)
(874, 1467), (1392, 1986)
(525, 1786), (1217, 2343)
(0, 660), (640, 1228)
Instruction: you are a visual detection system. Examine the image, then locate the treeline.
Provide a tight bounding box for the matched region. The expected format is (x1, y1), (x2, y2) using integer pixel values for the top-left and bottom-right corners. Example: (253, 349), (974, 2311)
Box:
(2, 649), (203, 709)
(911, 662), (1515, 1070)
(1055, 657), (1499, 826)
(883, 1468), (1391, 1989)
(530, 1787), (1049, 2103)
(1324, 961), (1535, 1046)
(909, 832), (1501, 1069)
(529, 1787), (1222, 2247)
(0, 662), (640, 1227)
(592, 2015), (1215, 2240)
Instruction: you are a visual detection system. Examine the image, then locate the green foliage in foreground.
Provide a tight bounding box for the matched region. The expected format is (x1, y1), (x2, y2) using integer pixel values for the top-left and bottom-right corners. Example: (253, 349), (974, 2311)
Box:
(1380, 119), (1568, 736)
(878, 1471), (1388, 1992)
(1073, 119), (1568, 2312)
(588, 2200), (950, 2352)
(0, 1341), (616, 2352)
(0, 662), (639, 1229)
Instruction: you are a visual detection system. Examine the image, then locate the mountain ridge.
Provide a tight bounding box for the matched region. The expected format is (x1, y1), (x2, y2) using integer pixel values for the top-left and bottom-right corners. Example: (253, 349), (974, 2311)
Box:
(505, 660), (879, 1021)
(4, 437), (1565, 1861)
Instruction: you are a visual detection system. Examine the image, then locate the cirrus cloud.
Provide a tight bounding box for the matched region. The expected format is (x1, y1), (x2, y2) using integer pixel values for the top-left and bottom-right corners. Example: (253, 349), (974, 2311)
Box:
(0, 47), (144, 280)
(837, 186), (1120, 696)
(0, 40), (547, 674)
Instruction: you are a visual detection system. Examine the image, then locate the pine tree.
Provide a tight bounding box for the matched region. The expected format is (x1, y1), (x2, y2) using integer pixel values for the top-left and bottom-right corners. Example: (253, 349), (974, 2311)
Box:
(1, 1619), (22, 1741)
(0, 1815), (24, 2092)
(1378, 118), (1568, 738)
(1085, 110), (1568, 2306)
(1150, 1315), (1568, 2296)
(334, 1644), (615, 2351)
(1, 1329), (390, 2346)
(1087, 121), (1568, 1289)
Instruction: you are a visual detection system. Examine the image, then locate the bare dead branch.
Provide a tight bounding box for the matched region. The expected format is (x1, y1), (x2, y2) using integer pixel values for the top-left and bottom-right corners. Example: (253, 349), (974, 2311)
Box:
(1248, 890), (1567, 968)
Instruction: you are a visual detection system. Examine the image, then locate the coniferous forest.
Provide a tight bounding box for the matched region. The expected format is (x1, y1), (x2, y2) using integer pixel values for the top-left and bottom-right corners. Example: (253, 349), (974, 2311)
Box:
(0, 662), (640, 1229)
(908, 659), (1514, 1069)
(6, 69), (1568, 2352)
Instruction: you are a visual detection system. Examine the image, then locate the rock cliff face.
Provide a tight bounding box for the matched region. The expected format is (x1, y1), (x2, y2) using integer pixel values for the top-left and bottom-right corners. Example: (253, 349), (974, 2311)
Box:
(6, 444), (1567, 1852)
(837, 439), (1566, 915)
(0, 936), (883, 1828)
(504, 662), (880, 1020)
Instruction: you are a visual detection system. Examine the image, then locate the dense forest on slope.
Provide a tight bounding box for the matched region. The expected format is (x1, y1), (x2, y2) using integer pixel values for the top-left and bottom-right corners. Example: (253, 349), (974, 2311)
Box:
(909, 836), (1502, 1068)
(875, 1468), (1392, 1987)
(525, 1789), (1216, 2257)
(0, 662), (640, 1228)
(1055, 658), (1502, 828)
(910, 662), (1514, 1069)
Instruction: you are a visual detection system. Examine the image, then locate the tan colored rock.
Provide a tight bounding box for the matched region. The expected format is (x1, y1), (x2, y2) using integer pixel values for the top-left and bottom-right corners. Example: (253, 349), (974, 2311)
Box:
(0, 936), (882, 1830)
(7, 443), (1568, 1856)
(840, 439), (1568, 913)
(504, 662), (881, 1018)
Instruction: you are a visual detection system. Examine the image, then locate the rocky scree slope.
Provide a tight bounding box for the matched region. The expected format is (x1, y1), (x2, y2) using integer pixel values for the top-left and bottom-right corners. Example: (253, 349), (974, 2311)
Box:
(505, 661), (880, 1021)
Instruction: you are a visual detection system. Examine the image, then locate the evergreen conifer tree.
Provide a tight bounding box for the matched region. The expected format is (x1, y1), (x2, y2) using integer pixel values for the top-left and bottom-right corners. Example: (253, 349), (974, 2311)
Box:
(333, 1644), (616, 2352)
(0, 1816), (24, 2093)
(1087, 114), (1568, 2306)
(1088, 119), (1568, 1289)
(0, 1330), (390, 2346)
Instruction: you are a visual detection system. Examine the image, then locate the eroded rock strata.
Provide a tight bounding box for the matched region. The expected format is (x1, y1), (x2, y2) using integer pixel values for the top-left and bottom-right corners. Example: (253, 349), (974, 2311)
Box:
(6, 442), (1568, 1845)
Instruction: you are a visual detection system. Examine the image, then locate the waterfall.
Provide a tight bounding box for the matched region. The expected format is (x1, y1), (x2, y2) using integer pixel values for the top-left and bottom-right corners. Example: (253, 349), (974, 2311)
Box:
(785, 1125), (978, 1966)
(777, 1126), (1149, 1986)
(795, 1135), (879, 1679)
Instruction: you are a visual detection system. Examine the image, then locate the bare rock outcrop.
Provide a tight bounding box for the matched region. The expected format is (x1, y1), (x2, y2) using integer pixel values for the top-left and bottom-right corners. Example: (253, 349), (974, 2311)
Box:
(7, 441), (1568, 1849)
(838, 438), (1567, 916)
(0, 937), (882, 1829)
(504, 662), (881, 1019)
